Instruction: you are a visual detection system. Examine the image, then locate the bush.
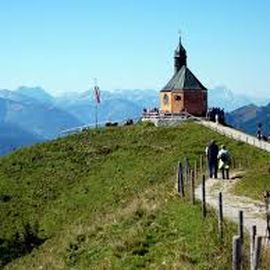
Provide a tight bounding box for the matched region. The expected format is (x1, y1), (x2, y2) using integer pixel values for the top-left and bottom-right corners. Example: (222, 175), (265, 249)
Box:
(0, 223), (46, 267)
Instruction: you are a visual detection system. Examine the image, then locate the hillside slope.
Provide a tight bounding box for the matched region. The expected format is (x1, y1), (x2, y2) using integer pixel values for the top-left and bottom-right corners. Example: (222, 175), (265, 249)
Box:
(0, 123), (269, 269)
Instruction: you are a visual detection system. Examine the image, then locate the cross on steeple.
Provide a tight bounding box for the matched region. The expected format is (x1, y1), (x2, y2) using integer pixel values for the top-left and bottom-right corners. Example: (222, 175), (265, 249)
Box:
(178, 29), (182, 47)
(174, 33), (187, 73)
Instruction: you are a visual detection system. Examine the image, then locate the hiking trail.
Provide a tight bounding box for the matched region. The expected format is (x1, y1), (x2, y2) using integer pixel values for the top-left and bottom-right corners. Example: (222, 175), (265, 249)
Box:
(195, 171), (269, 242)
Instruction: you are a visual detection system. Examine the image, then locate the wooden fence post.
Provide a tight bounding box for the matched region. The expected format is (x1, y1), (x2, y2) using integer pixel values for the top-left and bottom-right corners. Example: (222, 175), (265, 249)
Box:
(177, 162), (181, 195)
(238, 210), (244, 244)
(177, 162), (180, 193)
(263, 191), (270, 242)
(251, 236), (262, 270)
(232, 235), (242, 270)
(218, 192), (224, 241)
(194, 160), (197, 183)
(239, 211), (244, 243)
(191, 170), (195, 205)
(250, 225), (256, 268)
(177, 162), (185, 197)
(200, 155), (203, 174)
(202, 175), (207, 218)
(180, 162), (185, 197)
(185, 157), (190, 184)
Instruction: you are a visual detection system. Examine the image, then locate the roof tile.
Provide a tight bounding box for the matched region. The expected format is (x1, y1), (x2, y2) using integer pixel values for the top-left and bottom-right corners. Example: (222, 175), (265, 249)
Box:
(161, 66), (207, 92)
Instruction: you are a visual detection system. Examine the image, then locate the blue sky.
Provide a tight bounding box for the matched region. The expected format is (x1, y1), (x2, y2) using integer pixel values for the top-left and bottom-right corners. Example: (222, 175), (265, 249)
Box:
(0, 0), (270, 96)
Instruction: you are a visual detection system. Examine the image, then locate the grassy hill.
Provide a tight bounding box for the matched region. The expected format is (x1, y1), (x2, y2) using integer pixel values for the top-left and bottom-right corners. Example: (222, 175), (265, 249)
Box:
(0, 122), (269, 269)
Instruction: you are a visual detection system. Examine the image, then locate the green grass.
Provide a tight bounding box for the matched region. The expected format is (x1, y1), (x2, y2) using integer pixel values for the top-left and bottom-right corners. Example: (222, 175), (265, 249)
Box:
(0, 122), (269, 269)
(232, 157), (270, 200)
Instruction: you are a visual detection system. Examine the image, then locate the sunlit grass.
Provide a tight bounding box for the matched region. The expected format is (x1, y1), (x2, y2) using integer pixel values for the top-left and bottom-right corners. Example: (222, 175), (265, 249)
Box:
(0, 122), (269, 269)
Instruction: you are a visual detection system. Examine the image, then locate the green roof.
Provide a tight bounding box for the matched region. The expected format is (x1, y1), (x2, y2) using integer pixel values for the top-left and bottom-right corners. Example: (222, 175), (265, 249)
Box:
(161, 65), (207, 92)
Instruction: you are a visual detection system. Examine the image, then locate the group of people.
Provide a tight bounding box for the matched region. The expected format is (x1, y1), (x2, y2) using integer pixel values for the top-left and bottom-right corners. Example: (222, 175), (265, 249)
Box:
(143, 107), (159, 114)
(206, 107), (225, 125)
(256, 126), (270, 142)
(205, 140), (231, 179)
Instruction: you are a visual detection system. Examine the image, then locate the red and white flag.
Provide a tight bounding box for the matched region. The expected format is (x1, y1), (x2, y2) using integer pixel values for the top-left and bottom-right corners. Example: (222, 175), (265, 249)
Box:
(94, 85), (101, 104)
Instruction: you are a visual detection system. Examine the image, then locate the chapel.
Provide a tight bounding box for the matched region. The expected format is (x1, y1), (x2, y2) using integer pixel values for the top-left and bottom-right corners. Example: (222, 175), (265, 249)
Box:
(160, 38), (207, 116)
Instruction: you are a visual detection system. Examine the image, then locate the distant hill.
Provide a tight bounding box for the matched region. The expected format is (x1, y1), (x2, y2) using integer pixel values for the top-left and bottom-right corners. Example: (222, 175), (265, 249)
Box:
(55, 89), (159, 124)
(208, 86), (267, 112)
(0, 122), (42, 155)
(15, 86), (54, 104)
(0, 89), (83, 155)
(0, 87), (159, 155)
(226, 103), (270, 136)
(0, 89), (40, 104)
(0, 85), (269, 155)
(0, 93), (82, 139)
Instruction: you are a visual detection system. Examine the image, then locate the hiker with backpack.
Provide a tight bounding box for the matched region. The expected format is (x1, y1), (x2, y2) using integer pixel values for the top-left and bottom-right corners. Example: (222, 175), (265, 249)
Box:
(218, 145), (231, 179)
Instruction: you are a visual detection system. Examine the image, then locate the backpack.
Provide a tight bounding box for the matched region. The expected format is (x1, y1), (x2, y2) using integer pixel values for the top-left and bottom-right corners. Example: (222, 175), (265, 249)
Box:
(220, 152), (229, 162)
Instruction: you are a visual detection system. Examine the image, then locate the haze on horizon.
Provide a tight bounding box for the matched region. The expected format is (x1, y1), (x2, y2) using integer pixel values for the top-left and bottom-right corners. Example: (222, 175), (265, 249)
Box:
(1, 0), (270, 97)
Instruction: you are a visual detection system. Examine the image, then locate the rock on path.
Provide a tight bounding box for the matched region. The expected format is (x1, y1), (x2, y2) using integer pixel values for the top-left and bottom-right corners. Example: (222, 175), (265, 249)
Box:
(195, 172), (269, 241)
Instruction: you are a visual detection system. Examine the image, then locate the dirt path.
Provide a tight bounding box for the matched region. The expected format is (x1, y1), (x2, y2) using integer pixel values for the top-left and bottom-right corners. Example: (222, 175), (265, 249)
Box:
(195, 171), (269, 240)
(197, 120), (270, 152)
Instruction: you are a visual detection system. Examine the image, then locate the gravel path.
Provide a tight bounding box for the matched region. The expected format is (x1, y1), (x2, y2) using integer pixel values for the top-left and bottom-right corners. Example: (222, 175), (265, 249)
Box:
(195, 172), (270, 241)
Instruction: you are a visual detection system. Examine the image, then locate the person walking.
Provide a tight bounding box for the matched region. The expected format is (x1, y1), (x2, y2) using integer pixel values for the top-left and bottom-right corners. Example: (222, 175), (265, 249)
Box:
(257, 128), (262, 140)
(205, 140), (219, 178)
(218, 145), (231, 179)
(257, 123), (263, 140)
(215, 113), (219, 124)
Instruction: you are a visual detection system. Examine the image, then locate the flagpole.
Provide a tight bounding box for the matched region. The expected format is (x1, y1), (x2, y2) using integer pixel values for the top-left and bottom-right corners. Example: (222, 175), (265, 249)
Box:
(95, 101), (98, 129)
(93, 78), (99, 129)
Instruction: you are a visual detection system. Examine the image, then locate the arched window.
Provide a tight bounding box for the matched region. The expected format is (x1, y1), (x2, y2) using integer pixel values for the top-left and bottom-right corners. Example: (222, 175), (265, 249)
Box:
(163, 94), (169, 105)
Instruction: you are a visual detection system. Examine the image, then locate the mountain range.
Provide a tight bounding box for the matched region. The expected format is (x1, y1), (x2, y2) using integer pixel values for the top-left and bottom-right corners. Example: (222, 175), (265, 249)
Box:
(208, 86), (267, 111)
(226, 103), (270, 137)
(54, 89), (159, 124)
(0, 85), (269, 155)
(0, 122), (43, 155)
(0, 88), (82, 155)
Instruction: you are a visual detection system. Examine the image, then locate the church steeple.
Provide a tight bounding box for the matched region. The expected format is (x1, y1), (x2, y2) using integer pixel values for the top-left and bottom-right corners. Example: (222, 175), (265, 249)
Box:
(174, 35), (187, 73)
(160, 36), (207, 117)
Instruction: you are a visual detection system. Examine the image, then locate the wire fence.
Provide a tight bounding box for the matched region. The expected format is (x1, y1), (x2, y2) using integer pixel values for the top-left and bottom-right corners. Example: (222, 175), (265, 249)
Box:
(198, 121), (270, 153)
(175, 154), (270, 270)
(59, 117), (142, 137)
